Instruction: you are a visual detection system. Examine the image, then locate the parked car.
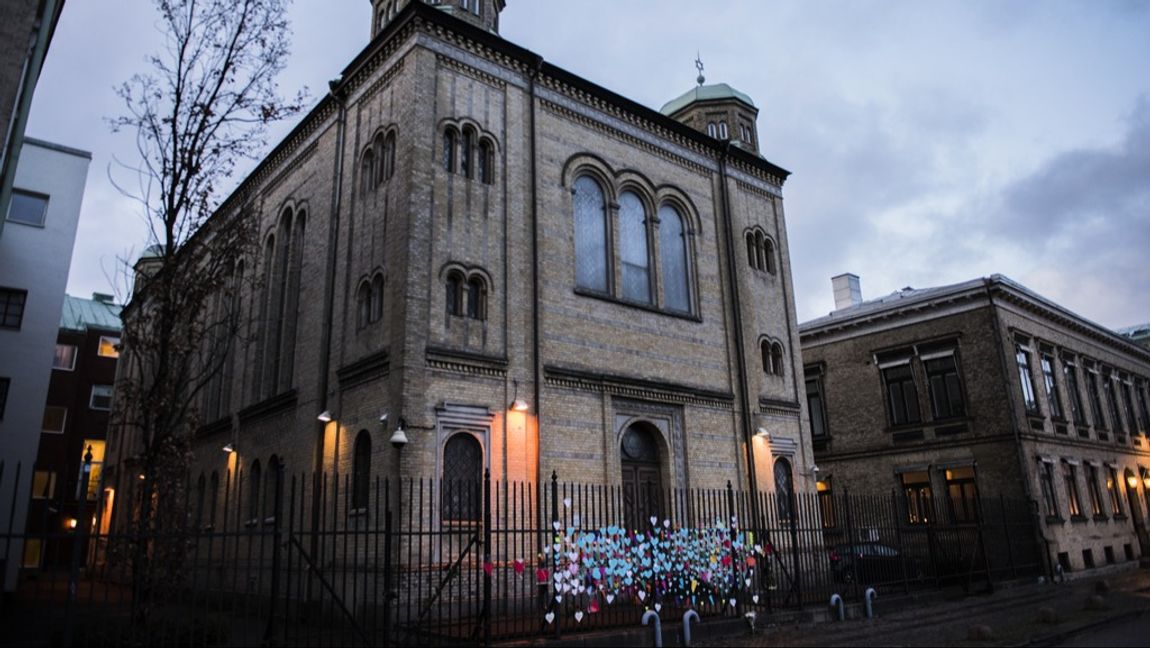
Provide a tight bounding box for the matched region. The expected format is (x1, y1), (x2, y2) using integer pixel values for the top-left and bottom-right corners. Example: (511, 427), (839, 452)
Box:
(829, 542), (922, 584)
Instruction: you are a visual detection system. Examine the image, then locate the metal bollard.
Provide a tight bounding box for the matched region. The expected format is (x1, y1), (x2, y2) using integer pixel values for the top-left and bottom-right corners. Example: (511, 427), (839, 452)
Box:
(865, 588), (877, 619)
(642, 609), (663, 648)
(682, 609), (700, 646)
(829, 593), (845, 621)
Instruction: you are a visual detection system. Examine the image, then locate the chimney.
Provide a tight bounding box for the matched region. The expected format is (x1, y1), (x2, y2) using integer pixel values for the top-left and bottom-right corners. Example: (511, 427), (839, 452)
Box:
(831, 273), (862, 310)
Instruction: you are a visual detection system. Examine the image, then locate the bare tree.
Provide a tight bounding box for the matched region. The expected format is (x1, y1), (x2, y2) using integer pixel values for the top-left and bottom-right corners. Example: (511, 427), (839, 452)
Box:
(107, 0), (305, 607)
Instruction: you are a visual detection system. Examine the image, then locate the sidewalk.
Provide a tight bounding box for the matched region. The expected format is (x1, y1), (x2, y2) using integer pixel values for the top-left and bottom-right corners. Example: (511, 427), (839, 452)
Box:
(701, 567), (1150, 647)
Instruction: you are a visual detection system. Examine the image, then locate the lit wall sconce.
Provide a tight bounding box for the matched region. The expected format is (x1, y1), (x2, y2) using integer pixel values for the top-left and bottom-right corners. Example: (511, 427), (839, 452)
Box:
(509, 379), (529, 412)
(137, 473), (146, 481)
(1127, 474), (1139, 489)
(221, 443), (234, 454)
(390, 417), (408, 450)
(317, 410), (334, 423)
(1143, 474), (1150, 490)
(66, 518), (78, 530)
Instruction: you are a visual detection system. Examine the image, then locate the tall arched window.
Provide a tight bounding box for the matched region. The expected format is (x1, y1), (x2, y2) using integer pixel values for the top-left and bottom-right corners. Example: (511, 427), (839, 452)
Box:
(265, 455), (282, 522)
(357, 281), (371, 329)
(478, 139), (493, 184)
(361, 149), (376, 194)
(460, 127), (475, 179)
(573, 175), (608, 292)
(764, 238), (776, 274)
(774, 457), (794, 521)
(466, 276), (485, 320)
(719, 121), (729, 139)
(370, 274), (384, 322)
(382, 131), (396, 182)
(746, 232), (758, 270)
(771, 342), (785, 376)
(442, 434), (482, 522)
(446, 271), (464, 316)
(279, 212), (305, 392)
(443, 127), (457, 173)
(707, 122), (717, 138)
(755, 231), (767, 272)
(659, 204), (690, 312)
(352, 431), (371, 511)
(618, 191), (651, 304)
(761, 340), (773, 374)
(247, 460), (262, 525)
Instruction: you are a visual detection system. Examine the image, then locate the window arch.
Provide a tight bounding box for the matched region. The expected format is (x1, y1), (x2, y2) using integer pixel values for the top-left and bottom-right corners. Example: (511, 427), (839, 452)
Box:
(370, 273), (385, 323)
(764, 238), (776, 274)
(755, 231), (767, 271)
(442, 433), (483, 522)
(466, 276), (486, 320)
(745, 227), (776, 274)
(360, 148), (376, 194)
(573, 175), (609, 292)
(247, 459), (262, 524)
(761, 340), (772, 374)
(719, 121), (729, 139)
(746, 231), (758, 269)
(774, 457), (794, 521)
(446, 270), (465, 317)
(381, 131), (396, 183)
(659, 204), (690, 313)
(772, 342), (785, 376)
(357, 280), (371, 329)
(352, 431), (371, 511)
(707, 122), (717, 138)
(443, 127), (457, 173)
(460, 126), (475, 179)
(478, 139), (493, 185)
(618, 191), (651, 304)
(265, 455), (282, 522)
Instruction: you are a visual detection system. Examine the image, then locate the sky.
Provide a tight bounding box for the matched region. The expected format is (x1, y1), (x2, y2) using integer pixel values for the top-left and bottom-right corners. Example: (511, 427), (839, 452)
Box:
(28, 0), (1150, 329)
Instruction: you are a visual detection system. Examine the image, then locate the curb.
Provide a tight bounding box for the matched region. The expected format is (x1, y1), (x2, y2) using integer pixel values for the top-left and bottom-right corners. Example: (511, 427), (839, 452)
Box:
(1014, 608), (1147, 647)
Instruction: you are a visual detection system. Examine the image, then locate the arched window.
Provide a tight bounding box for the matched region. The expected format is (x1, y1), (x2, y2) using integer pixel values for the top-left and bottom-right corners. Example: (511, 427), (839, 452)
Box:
(265, 455), (282, 522)
(352, 431), (371, 511)
(357, 281), (371, 329)
(761, 340), (773, 374)
(774, 457), (794, 521)
(361, 148), (376, 194)
(460, 126), (475, 179)
(446, 271), (464, 316)
(755, 231), (767, 273)
(707, 122), (717, 138)
(382, 131), (396, 182)
(208, 471), (220, 529)
(280, 212), (305, 392)
(719, 121), (729, 139)
(195, 473), (206, 529)
(771, 342), (785, 376)
(466, 276), (486, 320)
(247, 460), (262, 525)
(764, 238), (776, 274)
(443, 127), (457, 173)
(478, 139), (493, 185)
(572, 175), (608, 292)
(618, 191), (651, 304)
(659, 204), (690, 313)
(442, 433), (482, 522)
(370, 274), (384, 323)
(746, 232), (758, 269)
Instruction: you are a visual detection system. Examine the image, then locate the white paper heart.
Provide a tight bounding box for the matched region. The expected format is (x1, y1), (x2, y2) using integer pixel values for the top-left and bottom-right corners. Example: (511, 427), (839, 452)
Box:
(573, 514), (581, 526)
(563, 498), (571, 508)
(637, 590), (646, 601)
(545, 612), (555, 624)
(555, 595), (562, 603)
(543, 546), (551, 554)
(655, 603), (662, 612)
(752, 595), (760, 604)
(755, 544), (763, 555)
(606, 594), (615, 604)
(552, 520), (561, 530)
(663, 519), (670, 528)
(649, 516), (658, 526)
(729, 598), (737, 607)
(745, 578), (751, 587)
(574, 611), (584, 623)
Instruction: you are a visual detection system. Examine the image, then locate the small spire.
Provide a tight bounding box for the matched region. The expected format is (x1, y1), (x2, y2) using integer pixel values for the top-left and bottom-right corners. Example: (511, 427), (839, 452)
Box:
(695, 53), (705, 86)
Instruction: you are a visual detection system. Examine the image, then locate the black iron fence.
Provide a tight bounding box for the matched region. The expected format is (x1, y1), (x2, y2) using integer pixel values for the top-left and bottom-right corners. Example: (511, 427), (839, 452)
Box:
(0, 461), (1044, 646)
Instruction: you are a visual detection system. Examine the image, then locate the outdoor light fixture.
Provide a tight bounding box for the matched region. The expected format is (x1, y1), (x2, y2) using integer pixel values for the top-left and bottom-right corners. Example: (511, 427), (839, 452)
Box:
(390, 417), (408, 450)
(221, 443), (234, 454)
(137, 473), (146, 481)
(1127, 474), (1139, 489)
(66, 518), (78, 530)
(509, 380), (529, 412)
(755, 427), (770, 438)
(1144, 474), (1150, 490)
(379, 411), (389, 424)
(317, 410), (333, 423)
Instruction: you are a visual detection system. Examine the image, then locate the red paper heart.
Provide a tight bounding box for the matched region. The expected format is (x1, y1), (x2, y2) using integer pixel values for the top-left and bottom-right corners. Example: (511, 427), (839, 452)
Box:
(536, 568), (549, 583)
(514, 559), (525, 575)
(483, 562), (494, 577)
(589, 598), (600, 613)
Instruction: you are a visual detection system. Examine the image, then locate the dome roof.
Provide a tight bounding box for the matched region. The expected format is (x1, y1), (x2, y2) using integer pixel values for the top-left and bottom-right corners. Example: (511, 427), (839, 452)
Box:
(659, 82), (756, 117)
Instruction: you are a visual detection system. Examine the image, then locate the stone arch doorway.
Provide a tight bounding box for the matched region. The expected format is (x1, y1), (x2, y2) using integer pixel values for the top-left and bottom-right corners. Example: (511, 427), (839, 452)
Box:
(620, 422), (664, 530)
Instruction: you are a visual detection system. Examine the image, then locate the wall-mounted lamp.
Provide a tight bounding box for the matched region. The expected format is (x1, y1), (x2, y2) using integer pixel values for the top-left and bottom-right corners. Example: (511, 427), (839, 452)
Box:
(1143, 474), (1150, 490)
(221, 443), (234, 454)
(1127, 474), (1139, 490)
(137, 473), (146, 481)
(317, 410), (333, 423)
(509, 380), (529, 412)
(755, 427), (770, 438)
(66, 518), (78, 530)
(379, 411), (389, 424)
(390, 417), (408, 450)
(810, 465), (821, 478)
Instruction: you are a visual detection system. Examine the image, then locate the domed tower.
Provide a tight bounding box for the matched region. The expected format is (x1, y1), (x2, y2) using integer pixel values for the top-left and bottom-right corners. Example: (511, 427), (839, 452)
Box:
(370, 0), (506, 38)
(661, 61), (761, 154)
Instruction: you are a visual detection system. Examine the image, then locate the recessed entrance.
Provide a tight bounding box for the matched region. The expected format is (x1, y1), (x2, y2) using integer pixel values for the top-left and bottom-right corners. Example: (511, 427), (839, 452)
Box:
(620, 422), (664, 530)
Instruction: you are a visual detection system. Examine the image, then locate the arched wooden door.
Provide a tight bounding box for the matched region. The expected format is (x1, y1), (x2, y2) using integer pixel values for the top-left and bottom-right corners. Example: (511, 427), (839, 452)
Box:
(620, 423), (664, 531)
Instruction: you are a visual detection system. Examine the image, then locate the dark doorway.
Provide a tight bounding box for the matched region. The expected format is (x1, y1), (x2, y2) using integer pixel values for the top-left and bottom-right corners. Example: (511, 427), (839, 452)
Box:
(620, 423), (664, 531)
(1124, 468), (1150, 557)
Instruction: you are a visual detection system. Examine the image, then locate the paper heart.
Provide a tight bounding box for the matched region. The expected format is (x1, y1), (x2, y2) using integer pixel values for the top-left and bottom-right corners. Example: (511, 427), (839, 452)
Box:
(483, 562), (494, 577)
(514, 559), (525, 575)
(655, 603), (662, 612)
(637, 590), (646, 601)
(554, 572), (563, 584)
(552, 521), (561, 531)
(563, 498), (572, 508)
(537, 568), (549, 583)
(663, 519), (670, 528)
(545, 611), (555, 624)
(729, 598), (737, 607)
(649, 516), (658, 526)
(543, 546), (551, 555)
(606, 593), (615, 604)
(752, 595), (760, 604)
(744, 578), (751, 587)
(574, 611), (584, 623)
(555, 595), (562, 603)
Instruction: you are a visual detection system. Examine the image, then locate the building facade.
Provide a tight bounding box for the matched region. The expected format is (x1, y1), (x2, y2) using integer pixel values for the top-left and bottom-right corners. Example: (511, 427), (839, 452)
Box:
(106, 1), (813, 531)
(21, 293), (120, 572)
(0, 137), (90, 590)
(800, 274), (1150, 576)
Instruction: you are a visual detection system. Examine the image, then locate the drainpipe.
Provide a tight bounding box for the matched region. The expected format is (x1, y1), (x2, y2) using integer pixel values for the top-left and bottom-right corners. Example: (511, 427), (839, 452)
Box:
(717, 145), (760, 498)
(528, 55), (544, 485)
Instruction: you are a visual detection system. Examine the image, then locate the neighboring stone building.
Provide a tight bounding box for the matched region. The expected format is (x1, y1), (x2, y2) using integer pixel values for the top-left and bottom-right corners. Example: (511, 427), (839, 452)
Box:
(21, 293), (121, 572)
(800, 273), (1150, 575)
(1117, 323), (1150, 350)
(106, 1), (812, 530)
(0, 137), (90, 590)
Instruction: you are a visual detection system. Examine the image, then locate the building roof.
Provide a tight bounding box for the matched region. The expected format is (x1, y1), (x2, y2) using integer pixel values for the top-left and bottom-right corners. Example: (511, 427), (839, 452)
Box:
(799, 278), (985, 331)
(659, 83), (757, 116)
(60, 293), (122, 332)
(1116, 323), (1150, 339)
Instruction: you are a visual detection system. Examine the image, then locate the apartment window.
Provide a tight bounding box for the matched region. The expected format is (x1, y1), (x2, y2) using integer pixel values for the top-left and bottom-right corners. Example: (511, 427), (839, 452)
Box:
(7, 189), (49, 226)
(1041, 352), (1064, 419)
(78, 440), (106, 501)
(1062, 356), (1087, 426)
(53, 344), (77, 370)
(1086, 367), (1107, 430)
(97, 336), (120, 358)
(924, 351), (965, 420)
(31, 470), (57, 499)
(1014, 341), (1039, 415)
(901, 471), (933, 525)
(0, 377), (7, 420)
(816, 477), (836, 528)
(882, 363), (921, 426)
(1106, 467), (1123, 517)
(0, 288), (28, 329)
(42, 406), (67, 434)
(1061, 461), (1082, 518)
(22, 540), (42, 568)
(806, 374), (828, 439)
(1086, 464), (1104, 517)
(1104, 372), (1123, 435)
(89, 385), (114, 411)
(1038, 460), (1058, 519)
(945, 466), (978, 523)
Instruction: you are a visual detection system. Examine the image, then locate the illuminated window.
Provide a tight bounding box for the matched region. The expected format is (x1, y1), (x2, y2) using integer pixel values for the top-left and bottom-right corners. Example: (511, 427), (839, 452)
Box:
(42, 406), (67, 433)
(97, 336), (120, 358)
(901, 471), (932, 524)
(816, 477), (836, 528)
(22, 539), (42, 568)
(1061, 461), (1082, 518)
(53, 344), (77, 370)
(946, 466), (979, 523)
(78, 440), (106, 501)
(32, 470), (57, 499)
(1086, 464), (1104, 516)
(1106, 467), (1123, 517)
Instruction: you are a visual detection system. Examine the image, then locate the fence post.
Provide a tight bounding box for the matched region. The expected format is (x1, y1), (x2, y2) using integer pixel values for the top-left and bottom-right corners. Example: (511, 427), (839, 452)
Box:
(787, 490), (802, 610)
(975, 497), (994, 594)
(64, 451), (92, 646)
(842, 488), (860, 599)
(264, 463), (284, 645)
(726, 481), (740, 614)
(483, 469), (492, 647)
(382, 479), (393, 647)
(999, 495), (1016, 578)
(551, 471), (560, 639)
(891, 490), (910, 595)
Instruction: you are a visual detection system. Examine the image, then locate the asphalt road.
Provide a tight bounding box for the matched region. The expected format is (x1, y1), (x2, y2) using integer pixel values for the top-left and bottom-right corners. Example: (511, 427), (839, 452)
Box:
(1054, 611), (1150, 647)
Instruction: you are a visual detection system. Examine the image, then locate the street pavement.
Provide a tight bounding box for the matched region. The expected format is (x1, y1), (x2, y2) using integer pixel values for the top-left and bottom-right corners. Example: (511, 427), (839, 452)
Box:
(1053, 611), (1150, 647)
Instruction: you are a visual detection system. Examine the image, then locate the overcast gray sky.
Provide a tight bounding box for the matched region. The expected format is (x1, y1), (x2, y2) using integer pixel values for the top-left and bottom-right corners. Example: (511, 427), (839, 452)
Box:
(28, 1), (1150, 328)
